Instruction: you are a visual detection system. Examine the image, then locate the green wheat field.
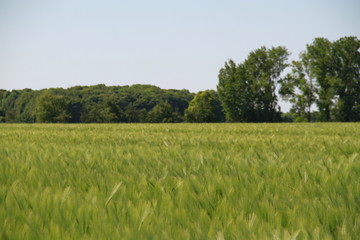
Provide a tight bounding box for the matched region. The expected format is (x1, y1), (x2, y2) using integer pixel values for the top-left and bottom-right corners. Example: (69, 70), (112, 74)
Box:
(0, 123), (359, 239)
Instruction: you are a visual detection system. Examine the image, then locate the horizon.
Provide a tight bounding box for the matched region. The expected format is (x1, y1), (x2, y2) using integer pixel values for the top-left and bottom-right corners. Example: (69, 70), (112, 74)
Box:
(1, 0), (359, 112)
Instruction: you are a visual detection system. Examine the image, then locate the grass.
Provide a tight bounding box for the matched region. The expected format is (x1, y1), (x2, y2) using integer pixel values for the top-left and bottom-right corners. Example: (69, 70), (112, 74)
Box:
(0, 123), (359, 239)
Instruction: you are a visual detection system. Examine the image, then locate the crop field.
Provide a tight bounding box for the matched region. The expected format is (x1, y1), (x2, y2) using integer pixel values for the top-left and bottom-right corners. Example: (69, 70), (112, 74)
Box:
(0, 123), (359, 239)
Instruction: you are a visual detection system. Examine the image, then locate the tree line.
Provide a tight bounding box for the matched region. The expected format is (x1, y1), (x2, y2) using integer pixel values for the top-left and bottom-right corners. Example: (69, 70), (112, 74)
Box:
(0, 85), (194, 123)
(218, 36), (360, 122)
(1, 36), (359, 123)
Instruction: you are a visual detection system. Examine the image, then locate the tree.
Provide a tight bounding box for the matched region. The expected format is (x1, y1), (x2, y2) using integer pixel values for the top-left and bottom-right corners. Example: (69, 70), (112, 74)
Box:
(244, 46), (289, 122)
(14, 89), (38, 123)
(1, 90), (20, 123)
(185, 90), (224, 122)
(279, 55), (317, 122)
(304, 38), (334, 121)
(217, 46), (289, 122)
(81, 95), (125, 123)
(331, 36), (360, 121)
(217, 60), (248, 122)
(35, 94), (70, 123)
(289, 36), (360, 122)
(147, 101), (175, 123)
(0, 90), (6, 122)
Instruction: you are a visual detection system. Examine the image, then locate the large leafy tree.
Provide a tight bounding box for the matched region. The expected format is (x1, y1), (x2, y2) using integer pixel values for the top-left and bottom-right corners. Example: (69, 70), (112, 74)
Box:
(81, 95), (125, 123)
(218, 46), (289, 122)
(0, 90), (8, 122)
(217, 60), (248, 122)
(283, 36), (360, 122)
(331, 36), (360, 121)
(244, 46), (289, 122)
(0, 90), (20, 123)
(14, 89), (39, 123)
(35, 94), (70, 123)
(280, 54), (317, 122)
(304, 38), (334, 121)
(147, 101), (175, 123)
(185, 90), (224, 122)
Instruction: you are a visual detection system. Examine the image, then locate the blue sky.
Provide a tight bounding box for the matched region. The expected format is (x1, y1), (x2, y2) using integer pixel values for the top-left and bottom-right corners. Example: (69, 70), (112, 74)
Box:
(1, 0), (359, 96)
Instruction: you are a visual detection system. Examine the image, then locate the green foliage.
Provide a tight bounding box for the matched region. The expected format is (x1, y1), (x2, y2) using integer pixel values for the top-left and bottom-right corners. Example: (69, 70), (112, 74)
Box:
(81, 95), (124, 123)
(0, 123), (359, 239)
(0, 90), (7, 123)
(331, 36), (360, 121)
(14, 89), (39, 123)
(280, 112), (295, 122)
(1, 36), (359, 123)
(302, 38), (335, 121)
(0, 85), (193, 123)
(147, 101), (176, 123)
(0, 90), (20, 122)
(300, 36), (360, 122)
(35, 94), (71, 123)
(293, 115), (308, 122)
(279, 36), (360, 122)
(217, 46), (289, 122)
(217, 59), (245, 122)
(279, 57), (317, 122)
(185, 90), (224, 122)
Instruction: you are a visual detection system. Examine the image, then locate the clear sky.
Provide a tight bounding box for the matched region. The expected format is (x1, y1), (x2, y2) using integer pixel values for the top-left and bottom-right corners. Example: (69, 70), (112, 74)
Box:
(1, 0), (359, 94)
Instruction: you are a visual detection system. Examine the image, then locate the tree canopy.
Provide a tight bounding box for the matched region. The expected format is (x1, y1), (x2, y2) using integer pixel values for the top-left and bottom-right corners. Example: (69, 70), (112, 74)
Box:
(0, 85), (194, 123)
(185, 90), (224, 123)
(1, 36), (359, 123)
(280, 36), (360, 122)
(217, 46), (289, 122)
